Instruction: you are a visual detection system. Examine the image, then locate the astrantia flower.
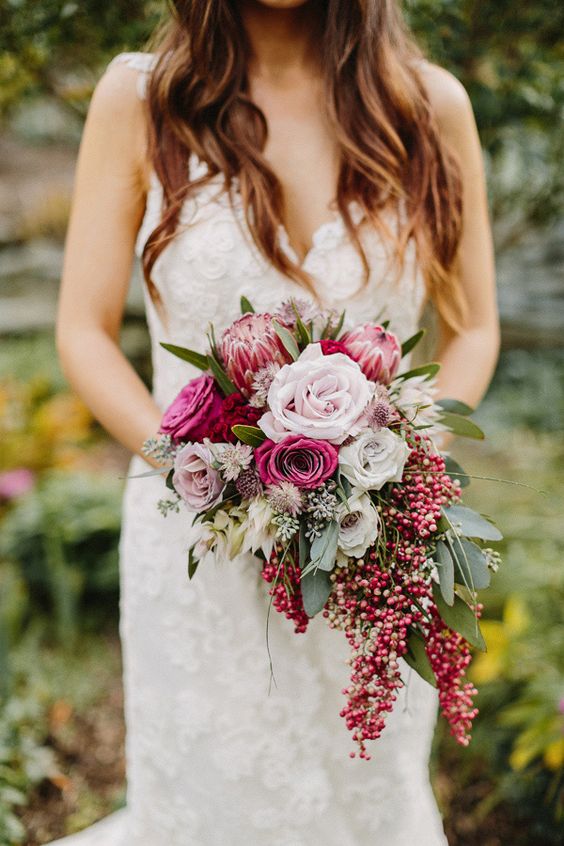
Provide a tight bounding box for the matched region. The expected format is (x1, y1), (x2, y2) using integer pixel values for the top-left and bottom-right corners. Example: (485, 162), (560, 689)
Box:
(249, 363), (281, 408)
(266, 481), (304, 516)
(213, 441), (253, 481)
(275, 298), (323, 327)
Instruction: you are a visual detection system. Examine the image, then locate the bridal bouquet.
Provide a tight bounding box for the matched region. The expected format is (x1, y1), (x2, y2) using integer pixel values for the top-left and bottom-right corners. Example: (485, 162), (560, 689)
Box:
(143, 298), (503, 759)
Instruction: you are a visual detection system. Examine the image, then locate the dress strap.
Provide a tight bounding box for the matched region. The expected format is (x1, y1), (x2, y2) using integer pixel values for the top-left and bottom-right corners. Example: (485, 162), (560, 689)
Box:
(105, 51), (157, 100)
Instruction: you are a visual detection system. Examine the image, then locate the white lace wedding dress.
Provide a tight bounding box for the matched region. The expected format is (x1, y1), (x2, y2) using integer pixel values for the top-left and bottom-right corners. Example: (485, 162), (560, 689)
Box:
(50, 52), (449, 846)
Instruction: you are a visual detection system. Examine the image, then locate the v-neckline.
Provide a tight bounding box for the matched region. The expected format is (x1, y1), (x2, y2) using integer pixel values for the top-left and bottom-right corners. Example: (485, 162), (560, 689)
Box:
(187, 151), (365, 269)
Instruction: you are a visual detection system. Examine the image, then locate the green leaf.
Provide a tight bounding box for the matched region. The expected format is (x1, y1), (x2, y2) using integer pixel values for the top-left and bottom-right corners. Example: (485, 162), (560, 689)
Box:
(436, 397), (474, 416)
(327, 309), (346, 340)
(231, 425), (266, 447)
(165, 468), (175, 492)
(188, 548), (199, 580)
(207, 354), (237, 396)
(443, 455), (470, 488)
(443, 505), (503, 541)
(299, 523), (309, 570)
(404, 630), (437, 687)
(301, 568), (333, 617)
(240, 296), (255, 314)
(309, 520), (339, 572)
(433, 584), (487, 651)
(439, 411), (485, 440)
(160, 343), (209, 370)
(395, 362), (441, 382)
(380, 319), (390, 330)
(434, 540), (455, 605)
(272, 320), (300, 360)
(449, 537), (491, 591)
(401, 328), (426, 357)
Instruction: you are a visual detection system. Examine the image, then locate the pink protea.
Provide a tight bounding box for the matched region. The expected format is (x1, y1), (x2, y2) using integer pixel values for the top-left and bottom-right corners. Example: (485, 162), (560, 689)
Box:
(220, 313), (293, 398)
(341, 323), (401, 384)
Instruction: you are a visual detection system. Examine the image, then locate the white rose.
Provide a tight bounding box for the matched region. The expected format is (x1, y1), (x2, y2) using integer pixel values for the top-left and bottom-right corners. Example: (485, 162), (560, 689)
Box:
(336, 491), (380, 559)
(339, 428), (410, 490)
(259, 344), (373, 445)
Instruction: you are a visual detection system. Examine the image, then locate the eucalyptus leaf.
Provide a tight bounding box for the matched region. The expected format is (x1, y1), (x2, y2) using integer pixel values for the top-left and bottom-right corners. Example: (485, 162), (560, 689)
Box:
(436, 397), (474, 416)
(165, 469), (176, 492)
(434, 540), (455, 605)
(396, 362), (440, 382)
(449, 537), (491, 590)
(310, 521), (339, 572)
(301, 568), (333, 617)
(240, 296), (255, 314)
(443, 455), (470, 488)
(404, 630), (437, 687)
(159, 343), (209, 370)
(231, 425), (266, 447)
(400, 328), (426, 357)
(439, 411), (485, 440)
(272, 320), (300, 360)
(443, 505), (503, 541)
(432, 584), (487, 651)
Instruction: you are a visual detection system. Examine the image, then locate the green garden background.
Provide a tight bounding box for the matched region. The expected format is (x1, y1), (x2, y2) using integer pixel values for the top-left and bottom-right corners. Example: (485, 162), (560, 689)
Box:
(0, 2), (562, 843)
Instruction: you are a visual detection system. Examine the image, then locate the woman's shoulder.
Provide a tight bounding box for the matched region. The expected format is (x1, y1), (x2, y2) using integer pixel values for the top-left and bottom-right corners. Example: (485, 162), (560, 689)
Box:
(102, 51), (158, 100)
(415, 58), (474, 130)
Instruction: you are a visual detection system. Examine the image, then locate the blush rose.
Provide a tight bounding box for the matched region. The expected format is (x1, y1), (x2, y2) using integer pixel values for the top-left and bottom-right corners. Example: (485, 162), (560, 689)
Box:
(173, 442), (225, 511)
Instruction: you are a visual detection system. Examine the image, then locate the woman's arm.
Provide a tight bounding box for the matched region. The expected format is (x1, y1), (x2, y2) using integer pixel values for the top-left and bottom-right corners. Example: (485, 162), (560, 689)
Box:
(421, 63), (501, 409)
(57, 63), (162, 458)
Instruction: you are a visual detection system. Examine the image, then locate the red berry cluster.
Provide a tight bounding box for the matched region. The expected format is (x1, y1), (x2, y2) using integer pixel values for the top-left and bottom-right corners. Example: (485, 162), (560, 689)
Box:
(262, 546), (309, 634)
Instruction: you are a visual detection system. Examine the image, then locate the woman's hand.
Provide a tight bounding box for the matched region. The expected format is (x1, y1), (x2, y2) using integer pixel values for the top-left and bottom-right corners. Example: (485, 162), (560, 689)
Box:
(57, 62), (163, 460)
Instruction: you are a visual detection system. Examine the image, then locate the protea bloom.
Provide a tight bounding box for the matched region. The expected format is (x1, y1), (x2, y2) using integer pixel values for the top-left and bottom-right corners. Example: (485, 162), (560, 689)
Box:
(341, 324), (401, 384)
(221, 313), (292, 397)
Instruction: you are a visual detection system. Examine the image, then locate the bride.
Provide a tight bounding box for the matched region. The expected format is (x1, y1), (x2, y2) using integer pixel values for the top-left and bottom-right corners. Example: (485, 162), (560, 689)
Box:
(54, 1), (499, 844)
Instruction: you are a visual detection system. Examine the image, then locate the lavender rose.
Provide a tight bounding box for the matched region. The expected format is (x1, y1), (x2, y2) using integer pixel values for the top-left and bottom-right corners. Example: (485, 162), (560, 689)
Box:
(160, 374), (222, 442)
(173, 442), (225, 511)
(259, 345), (373, 445)
(341, 324), (401, 384)
(255, 435), (338, 489)
(221, 313), (292, 398)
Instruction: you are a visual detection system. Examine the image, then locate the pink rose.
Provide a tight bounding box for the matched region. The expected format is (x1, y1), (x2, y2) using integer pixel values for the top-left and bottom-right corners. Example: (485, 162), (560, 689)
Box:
(255, 435), (338, 489)
(160, 374), (222, 442)
(259, 345), (372, 445)
(341, 324), (401, 384)
(221, 313), (293, 397)
(172, 442), (225, 511)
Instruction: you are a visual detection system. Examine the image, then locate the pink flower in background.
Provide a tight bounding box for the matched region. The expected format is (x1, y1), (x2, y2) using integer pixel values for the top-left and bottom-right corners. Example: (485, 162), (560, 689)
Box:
(221, 313), (292, 397)
(160, 374), (222, 442)
(341, 324), (401, 384)
(0, 468), (35, 501)
(259, 344), (372, 444)
(255, 435), (338, 489)
(173, 442), (225, 511)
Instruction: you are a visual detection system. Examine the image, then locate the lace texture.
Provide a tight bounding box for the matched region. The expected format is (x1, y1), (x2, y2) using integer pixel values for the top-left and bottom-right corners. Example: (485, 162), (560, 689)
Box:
(49, 53), (447, 846)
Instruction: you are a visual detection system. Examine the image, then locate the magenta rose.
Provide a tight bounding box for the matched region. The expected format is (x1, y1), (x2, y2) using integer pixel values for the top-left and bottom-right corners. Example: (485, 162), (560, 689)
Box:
(221, 313), (293, 398)
(255, 435), (338, 489)
(341, 324), (401, 384)
(159, 374), (222, 442)
(173, 442), (225, 511)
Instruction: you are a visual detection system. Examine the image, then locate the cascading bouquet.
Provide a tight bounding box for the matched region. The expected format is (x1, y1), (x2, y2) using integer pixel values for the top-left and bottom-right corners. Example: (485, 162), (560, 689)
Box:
(143, 297), (503, 759)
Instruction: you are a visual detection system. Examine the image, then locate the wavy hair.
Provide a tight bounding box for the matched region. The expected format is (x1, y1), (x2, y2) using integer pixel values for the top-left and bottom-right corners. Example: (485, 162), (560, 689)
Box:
(142, 0), (466, 329)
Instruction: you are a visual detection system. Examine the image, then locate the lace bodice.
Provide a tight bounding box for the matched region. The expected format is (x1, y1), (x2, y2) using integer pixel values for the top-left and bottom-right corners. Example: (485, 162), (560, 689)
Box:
(107, 52), (427, 412)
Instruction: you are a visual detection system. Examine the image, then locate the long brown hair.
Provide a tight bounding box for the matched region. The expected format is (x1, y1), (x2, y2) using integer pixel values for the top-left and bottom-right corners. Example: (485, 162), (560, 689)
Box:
(143, 0), (466, 329)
